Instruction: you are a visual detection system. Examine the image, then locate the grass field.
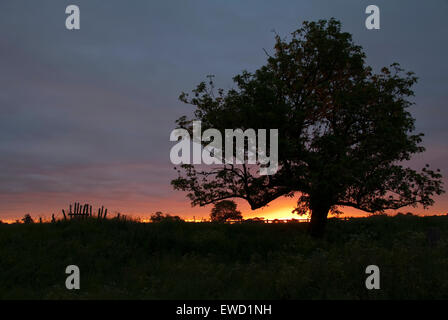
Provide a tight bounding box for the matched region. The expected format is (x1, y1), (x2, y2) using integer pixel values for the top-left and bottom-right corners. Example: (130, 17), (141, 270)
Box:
(1, 215), (448, 299)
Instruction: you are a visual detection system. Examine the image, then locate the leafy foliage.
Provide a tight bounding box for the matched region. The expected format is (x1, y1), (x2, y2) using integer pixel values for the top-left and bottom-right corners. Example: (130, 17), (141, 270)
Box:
(210, 200), (242, 222)
(21, 214), (34, 224)
(172, 19), (444, 236)
(150, 211), (184, 223)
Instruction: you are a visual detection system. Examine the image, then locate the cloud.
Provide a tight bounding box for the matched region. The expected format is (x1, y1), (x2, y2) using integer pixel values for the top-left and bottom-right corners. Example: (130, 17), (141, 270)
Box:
(0, 0), (447, 219)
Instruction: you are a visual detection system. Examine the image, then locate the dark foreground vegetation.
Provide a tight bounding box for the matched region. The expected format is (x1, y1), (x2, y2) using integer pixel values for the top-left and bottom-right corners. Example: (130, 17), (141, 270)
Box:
(1, 215), (448, 299)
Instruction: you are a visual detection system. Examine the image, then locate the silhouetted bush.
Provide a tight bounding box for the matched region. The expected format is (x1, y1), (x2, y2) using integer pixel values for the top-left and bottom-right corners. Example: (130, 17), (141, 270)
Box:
(210, 201), (242, 222)
(150, 211), (184, 223)
(21, 214), (34, 224)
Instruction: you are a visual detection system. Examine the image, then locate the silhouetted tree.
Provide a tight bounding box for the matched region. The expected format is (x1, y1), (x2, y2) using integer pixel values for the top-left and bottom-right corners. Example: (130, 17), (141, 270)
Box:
(21, 214), (34, 224)
(150, 211), (184, 222)
(172, 19), (444, 237)
(210, 201), (242, 222)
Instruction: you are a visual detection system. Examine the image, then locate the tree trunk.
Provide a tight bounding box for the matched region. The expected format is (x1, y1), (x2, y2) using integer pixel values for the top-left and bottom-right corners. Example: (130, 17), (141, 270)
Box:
(308, 204), (330, 238)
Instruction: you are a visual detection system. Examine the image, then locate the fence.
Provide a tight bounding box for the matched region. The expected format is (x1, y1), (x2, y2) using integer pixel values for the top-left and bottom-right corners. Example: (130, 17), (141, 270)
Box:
(61, 202), (108, 220)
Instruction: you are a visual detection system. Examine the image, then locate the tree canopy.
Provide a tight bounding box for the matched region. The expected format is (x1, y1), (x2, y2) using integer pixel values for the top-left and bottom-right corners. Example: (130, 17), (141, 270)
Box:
(171, 19), (444, 236)
(21, 214), (34, 224)
(210, 200), (243, 222)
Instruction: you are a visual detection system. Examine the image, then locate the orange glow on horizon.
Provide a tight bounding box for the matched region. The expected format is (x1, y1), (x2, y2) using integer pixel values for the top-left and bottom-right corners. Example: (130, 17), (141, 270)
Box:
(0, 190), (446, 222)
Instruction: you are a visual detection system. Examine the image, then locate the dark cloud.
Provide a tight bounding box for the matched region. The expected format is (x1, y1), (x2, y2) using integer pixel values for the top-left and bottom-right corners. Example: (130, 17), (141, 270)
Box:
(0, 0), (447, 219)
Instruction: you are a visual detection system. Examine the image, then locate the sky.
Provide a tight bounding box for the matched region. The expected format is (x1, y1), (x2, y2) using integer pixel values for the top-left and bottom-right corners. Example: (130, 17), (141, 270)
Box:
(0, 0), (447, 221)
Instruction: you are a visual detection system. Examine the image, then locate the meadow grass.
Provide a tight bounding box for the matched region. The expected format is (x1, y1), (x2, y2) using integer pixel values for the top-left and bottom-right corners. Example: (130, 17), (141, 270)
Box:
(1, 215), (448, 299)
